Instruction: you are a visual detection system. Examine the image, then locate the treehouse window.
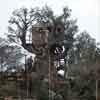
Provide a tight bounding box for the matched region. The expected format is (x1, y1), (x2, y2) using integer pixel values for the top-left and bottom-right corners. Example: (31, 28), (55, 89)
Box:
(57, 27), (61, 33)
(47, 27), (52, 32)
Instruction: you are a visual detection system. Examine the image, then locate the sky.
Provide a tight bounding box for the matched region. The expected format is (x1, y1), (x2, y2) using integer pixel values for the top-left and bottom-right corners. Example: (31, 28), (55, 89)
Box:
(0, 0), (100, 42)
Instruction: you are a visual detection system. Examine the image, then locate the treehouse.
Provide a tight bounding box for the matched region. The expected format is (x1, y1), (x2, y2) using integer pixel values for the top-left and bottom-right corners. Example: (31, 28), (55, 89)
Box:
(32, 23), (65, 87)
(32, 21), (65, 49)
(32, 24), (65, 99)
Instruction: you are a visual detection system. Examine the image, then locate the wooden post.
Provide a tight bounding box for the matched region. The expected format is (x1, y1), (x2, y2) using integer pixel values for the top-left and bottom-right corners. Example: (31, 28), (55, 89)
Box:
(48, 50), (51, 100)
(96, 79), (98, 100)
(25, 54), (29, 98)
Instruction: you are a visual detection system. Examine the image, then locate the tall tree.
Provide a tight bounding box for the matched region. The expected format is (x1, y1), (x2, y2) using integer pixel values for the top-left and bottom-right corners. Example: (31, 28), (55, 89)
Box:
(75, 31), (97, 63)
(8, 7), (36, 48)
(8, 6), (78, 54)
(34, 6), (78, 49)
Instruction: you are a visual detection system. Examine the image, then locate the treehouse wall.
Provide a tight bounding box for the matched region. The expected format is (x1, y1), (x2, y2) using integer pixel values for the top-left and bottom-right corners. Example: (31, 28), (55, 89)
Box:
(32, 25), (48, 47)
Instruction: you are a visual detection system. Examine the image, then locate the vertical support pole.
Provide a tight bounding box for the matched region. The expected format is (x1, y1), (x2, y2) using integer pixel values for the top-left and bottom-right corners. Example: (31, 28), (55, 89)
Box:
(25, 54), (29, 98)
(96, 57), (99, 100)
(48, 49), (51, 100)
(48, 50), (54, 100)
(96, 79), (98, 100)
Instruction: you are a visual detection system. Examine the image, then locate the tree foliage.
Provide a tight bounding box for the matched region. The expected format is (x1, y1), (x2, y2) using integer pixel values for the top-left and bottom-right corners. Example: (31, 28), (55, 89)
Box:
(8, 6), (78, 53)
(8, 7), (36, 48)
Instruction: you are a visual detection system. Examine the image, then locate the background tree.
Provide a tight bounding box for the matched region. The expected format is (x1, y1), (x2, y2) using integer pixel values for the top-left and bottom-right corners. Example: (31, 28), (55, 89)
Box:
(8, 7), (36, 49)
(68, 31), (97, 65)
(64, 31), (98, 100)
